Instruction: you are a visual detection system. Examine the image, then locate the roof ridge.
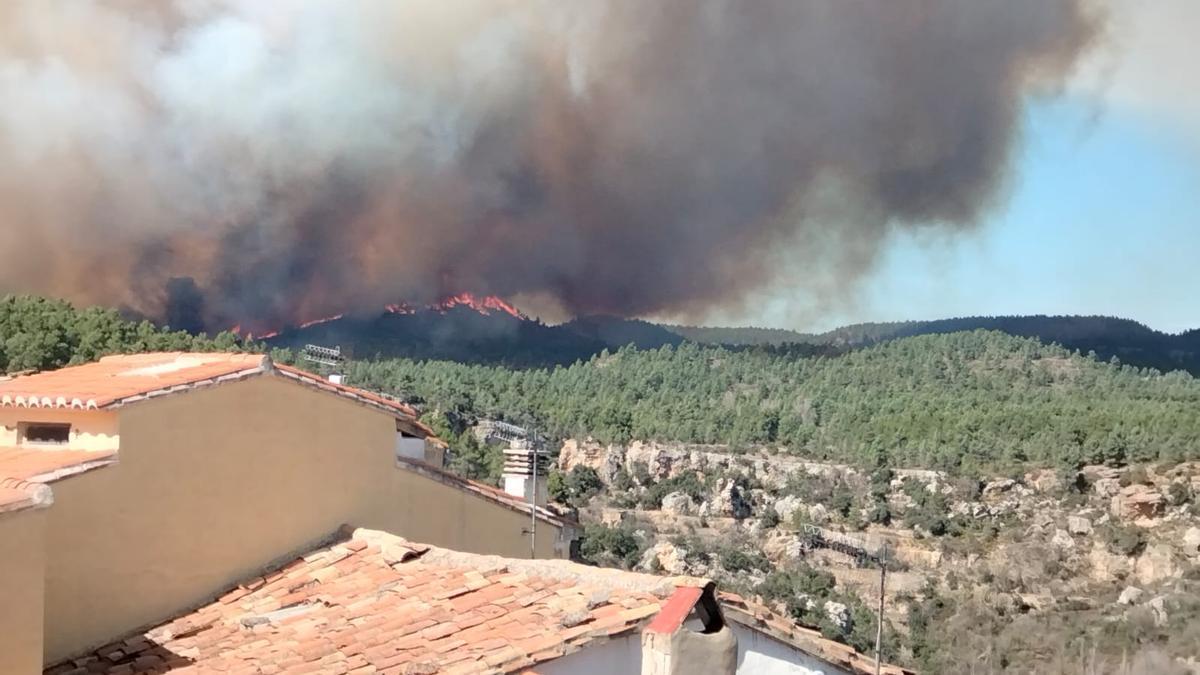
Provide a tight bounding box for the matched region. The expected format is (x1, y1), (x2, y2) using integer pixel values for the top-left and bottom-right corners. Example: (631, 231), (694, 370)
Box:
(0, 475), (54, 511)
(350, 528), (700, 596)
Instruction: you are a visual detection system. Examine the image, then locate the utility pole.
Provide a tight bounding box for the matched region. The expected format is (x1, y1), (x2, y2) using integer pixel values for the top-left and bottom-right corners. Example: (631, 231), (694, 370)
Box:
(529, 441), (539, 559)
(875, 545), (887, 675)
(800, 525), (889, 673)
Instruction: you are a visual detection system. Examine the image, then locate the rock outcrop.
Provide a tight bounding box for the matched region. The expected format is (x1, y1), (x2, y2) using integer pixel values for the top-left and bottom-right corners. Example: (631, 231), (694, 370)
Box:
(1110, 484), (1166, 521)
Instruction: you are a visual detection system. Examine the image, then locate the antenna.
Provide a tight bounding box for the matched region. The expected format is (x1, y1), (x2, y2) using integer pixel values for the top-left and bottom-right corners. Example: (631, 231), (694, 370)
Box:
(511, 418), (548, 559)
(800, 524), (889, 675)
(300, 344), (344, 369)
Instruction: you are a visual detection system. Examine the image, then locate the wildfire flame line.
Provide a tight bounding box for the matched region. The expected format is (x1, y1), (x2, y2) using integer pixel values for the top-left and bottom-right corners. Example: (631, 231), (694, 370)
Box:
(233, 294), (523, 339)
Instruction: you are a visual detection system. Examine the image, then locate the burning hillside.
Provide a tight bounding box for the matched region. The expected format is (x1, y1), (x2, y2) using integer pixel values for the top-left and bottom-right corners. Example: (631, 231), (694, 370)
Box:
(237, 293), (524, 340)
(0, 1), (1103, 330)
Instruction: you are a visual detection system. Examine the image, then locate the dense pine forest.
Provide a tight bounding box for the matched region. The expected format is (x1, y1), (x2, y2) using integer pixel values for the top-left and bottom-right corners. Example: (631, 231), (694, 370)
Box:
(344, 331), (1200, 476)
(4, 294), (1199, 477)
(0, 296), (252, 373)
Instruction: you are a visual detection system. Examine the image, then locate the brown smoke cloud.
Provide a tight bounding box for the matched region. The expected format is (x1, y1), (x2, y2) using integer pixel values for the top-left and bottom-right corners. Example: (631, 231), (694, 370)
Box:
(0, 0), (1102, 332)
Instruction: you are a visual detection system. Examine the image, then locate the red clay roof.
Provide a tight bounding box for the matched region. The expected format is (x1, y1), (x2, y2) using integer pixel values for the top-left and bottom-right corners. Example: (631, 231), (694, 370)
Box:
(273, 364), (434, 436)
(0, 477), (52, 513)
(0, 353), (265, 410)
(0, 353), (432, 434)
(51, 528), (698, 675)
(0, 473), (51, 509)
(0, 447), (116, 481)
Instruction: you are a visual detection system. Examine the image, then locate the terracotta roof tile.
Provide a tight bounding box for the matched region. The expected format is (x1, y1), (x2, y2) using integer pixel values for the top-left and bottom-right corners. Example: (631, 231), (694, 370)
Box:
(57, 528), (696, 675)
(273, 364), (423, 423)
(0, 447), (116, 482)
(0, 476), (52, 513)
(0, 353), (437, 440)
(0, 353), (266, 410)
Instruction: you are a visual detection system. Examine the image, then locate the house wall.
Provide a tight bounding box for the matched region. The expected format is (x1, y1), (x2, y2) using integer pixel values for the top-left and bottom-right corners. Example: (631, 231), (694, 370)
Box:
(730, 624), (853, 675)
(0, 408), (119, 451)
(536, 635), (643, 675)
(41, 375), (566, 663)
(0, 507), (47, 675)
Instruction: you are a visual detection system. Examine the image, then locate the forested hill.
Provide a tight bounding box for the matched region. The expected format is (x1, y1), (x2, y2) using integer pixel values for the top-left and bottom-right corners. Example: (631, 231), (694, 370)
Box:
(344, 330), (1200, 476)
(661, 324), (813, 346)
(0, 295), (252, 373)
(666, 314), (1200, 375)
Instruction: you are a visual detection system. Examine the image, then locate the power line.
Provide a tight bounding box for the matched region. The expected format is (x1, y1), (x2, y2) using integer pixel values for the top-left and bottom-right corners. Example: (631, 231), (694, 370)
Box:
(800, 525), (890, 675)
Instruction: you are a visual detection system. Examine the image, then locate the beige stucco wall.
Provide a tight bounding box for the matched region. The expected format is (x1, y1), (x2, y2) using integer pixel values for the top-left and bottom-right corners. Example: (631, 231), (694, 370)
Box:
(0, 408), (119, 451)
(41, 374), (566, 663)
(0, 507), (47, 675)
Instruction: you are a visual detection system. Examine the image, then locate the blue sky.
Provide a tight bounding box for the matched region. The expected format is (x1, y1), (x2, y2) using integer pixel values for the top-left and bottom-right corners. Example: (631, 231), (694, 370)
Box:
(713, 96), (1200, 334)
(837, 98), (1200, 334)
(728, 1), (1200, 334)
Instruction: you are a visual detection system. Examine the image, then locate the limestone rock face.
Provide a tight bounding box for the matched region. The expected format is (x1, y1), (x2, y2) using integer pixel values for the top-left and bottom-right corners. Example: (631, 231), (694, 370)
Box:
(1110, 484), (1165, 521)
(660, 491), (693, 517)
(702, 478), (752, 520)
(1148, 596), (1169, 627)
(982, 478), (1017, 499)
(557, 439), (627, 484)
(641, 541), (689, 575)
(1025, 469), (1063, 493)
(1117, 586), (1144, 605)
(1182, 527), (1200, 555)
(1067, 516), (1093, 535)
(806, 503), (829, 525)
(1089, 543), (1132, 583)
(1051, 529), (1075, 550)
(1134, 544), (1180, 585)
(762, 531), (806, 561)
(772, 495), (805, 525)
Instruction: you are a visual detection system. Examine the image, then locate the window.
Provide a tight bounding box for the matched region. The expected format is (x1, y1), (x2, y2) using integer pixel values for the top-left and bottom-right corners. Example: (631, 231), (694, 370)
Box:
(20, 423), (71, 445)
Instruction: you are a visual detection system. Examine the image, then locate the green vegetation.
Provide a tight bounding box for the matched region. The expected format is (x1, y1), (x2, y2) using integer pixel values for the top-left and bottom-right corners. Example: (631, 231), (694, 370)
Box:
(577, 523), (645, 569)
(547, 465), (604, 508)
(346, 331), (1200, 475)
(0, 295), (251, 374)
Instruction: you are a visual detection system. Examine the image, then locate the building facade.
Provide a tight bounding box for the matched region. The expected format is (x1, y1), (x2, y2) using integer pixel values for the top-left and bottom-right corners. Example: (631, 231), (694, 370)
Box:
(0, 353), (577, 670)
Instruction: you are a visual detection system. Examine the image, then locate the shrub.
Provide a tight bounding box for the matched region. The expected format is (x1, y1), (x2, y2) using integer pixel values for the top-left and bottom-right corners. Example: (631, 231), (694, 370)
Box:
(1101, 522), (1147, 557)
(548, 465), (604, 507)
(578, 524), (644, 569)
(718, 544), (771, 574)
(1168, 481), (1194, 506)
(758, 505), (781, 529)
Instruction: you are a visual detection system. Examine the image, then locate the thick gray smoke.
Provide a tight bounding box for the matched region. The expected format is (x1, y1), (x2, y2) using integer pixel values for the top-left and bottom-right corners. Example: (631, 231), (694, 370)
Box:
(0, 0), (1102, 331)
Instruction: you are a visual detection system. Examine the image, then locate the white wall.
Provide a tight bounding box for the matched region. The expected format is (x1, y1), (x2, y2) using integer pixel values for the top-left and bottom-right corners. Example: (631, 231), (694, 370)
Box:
(537, 635), (642, 675)
(731, 624), (852, 675)
(395, 435), (425, 461)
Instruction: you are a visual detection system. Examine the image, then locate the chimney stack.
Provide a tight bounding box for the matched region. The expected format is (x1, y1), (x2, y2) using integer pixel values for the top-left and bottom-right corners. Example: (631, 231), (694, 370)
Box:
(502, 439), (547, 507)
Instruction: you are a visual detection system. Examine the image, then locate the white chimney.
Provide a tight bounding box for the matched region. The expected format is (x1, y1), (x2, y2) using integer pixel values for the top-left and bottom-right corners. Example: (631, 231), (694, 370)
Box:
(502, 439), (547, 507)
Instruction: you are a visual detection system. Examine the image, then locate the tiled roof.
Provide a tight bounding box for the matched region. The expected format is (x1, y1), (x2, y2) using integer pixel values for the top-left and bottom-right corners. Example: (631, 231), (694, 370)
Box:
(0, 447), (116, 482)
(719, 592), (914, 675)
(0, 476), (52, 514)
(0, 353), (434, 435)
(0, 353), (265, 410)
(274, 364), (435, 438)
(52, 528), (697, 675)
(396, 456), (579, 531)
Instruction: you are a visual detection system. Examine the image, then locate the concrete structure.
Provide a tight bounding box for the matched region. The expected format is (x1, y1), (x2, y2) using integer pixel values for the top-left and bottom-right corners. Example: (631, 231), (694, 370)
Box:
(0, 353), (579, 671)
(502, 439), (549, 506)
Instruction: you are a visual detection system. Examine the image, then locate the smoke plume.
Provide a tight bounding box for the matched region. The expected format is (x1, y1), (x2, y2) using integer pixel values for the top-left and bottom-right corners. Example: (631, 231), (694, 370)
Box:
(0, 1), (1102, 332)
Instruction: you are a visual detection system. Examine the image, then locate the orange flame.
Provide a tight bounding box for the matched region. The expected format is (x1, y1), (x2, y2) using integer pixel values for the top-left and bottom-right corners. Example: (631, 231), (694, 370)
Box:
(432, 293), (524, 319)
(229, 294), (522, 339)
